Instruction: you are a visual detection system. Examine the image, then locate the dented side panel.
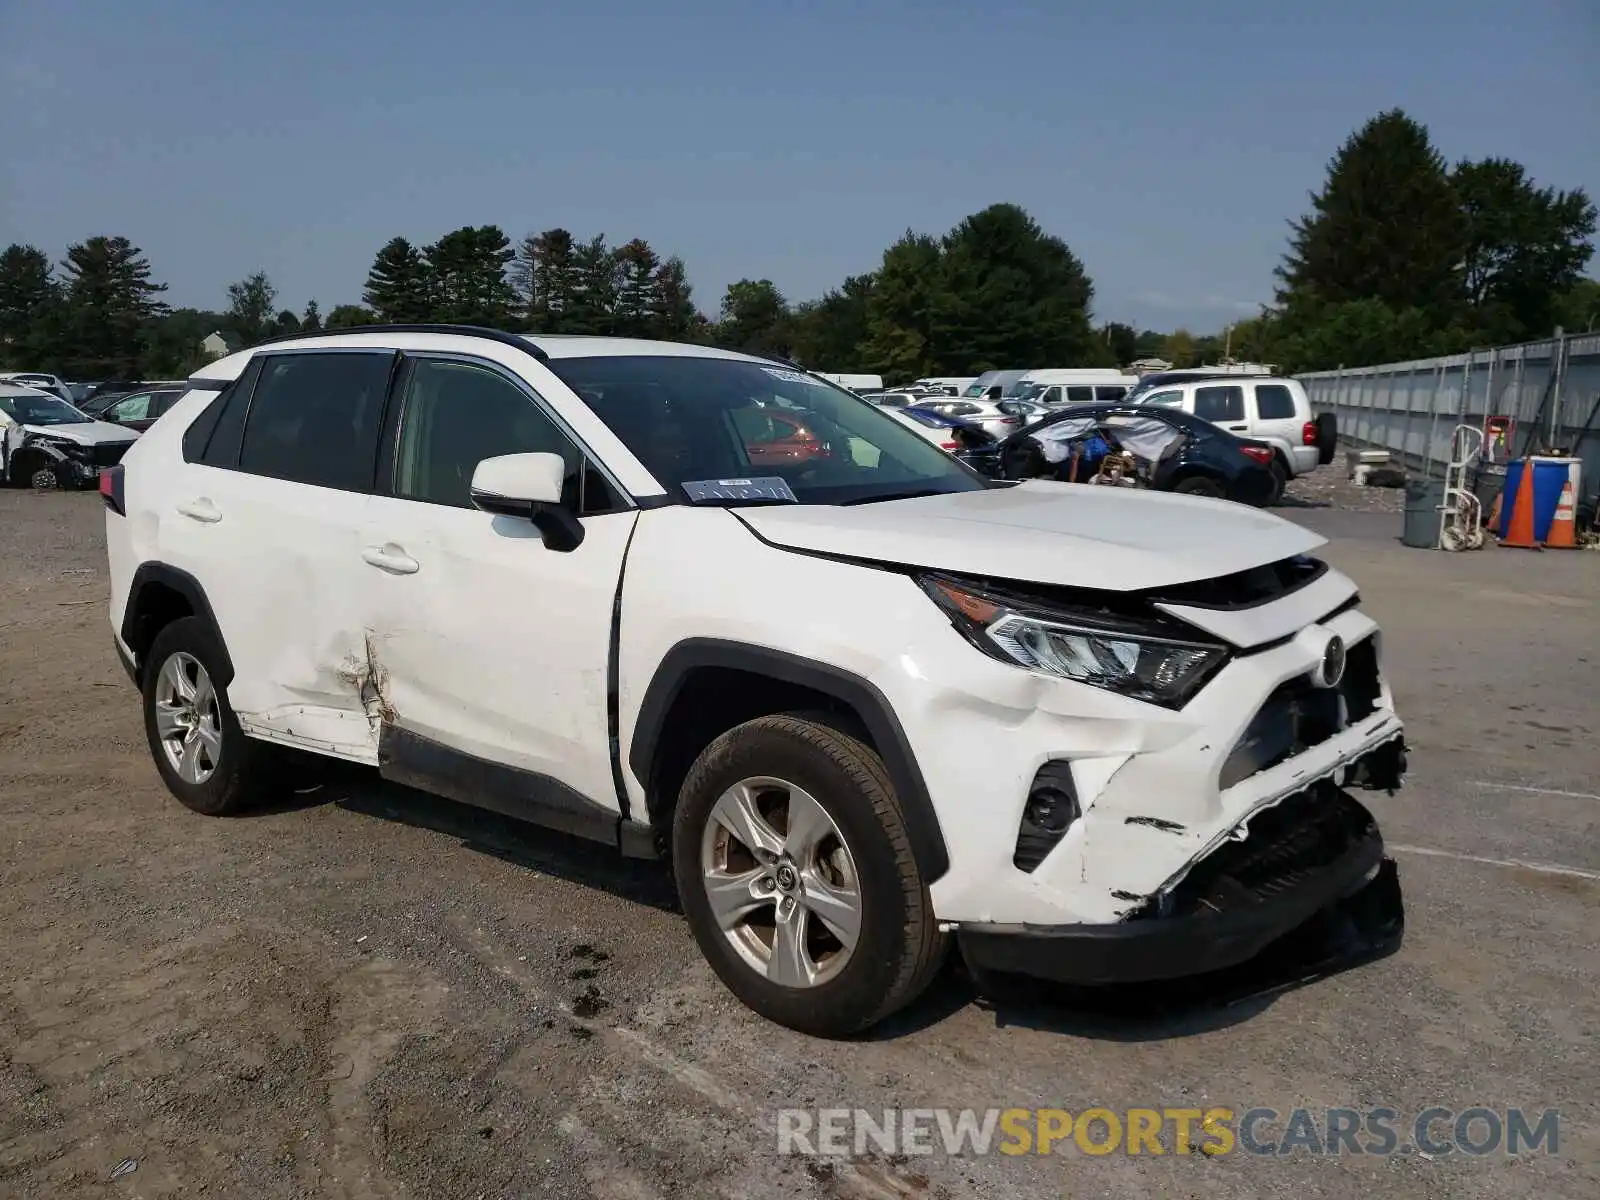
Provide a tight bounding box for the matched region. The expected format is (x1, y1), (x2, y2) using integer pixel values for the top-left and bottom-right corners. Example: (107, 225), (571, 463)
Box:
(156, 465), (380, 762)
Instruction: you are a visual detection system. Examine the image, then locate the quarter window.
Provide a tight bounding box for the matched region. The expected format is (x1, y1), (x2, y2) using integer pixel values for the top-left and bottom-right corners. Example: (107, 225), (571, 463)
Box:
(1066, 386), (1094, 404)
(237, 352), (392, 490)
(1095, 385), (1128, 402)
(1254, 384), (1297, 420)
(1193, 385), (1246, 423)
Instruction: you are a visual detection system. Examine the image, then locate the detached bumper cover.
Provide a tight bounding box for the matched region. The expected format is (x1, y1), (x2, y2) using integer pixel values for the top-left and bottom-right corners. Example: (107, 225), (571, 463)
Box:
(957, 784), (1403, 986)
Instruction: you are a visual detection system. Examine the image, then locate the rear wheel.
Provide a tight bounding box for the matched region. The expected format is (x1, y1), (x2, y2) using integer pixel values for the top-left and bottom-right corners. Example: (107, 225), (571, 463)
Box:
(142, 618), (277, 815)
(1172, 475), (1225, 499)
(672, 714), (946, 1037)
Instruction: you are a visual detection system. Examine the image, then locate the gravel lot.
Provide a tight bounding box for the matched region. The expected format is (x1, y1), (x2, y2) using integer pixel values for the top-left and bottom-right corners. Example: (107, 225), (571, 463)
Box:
(1, 481), (1595, 1199)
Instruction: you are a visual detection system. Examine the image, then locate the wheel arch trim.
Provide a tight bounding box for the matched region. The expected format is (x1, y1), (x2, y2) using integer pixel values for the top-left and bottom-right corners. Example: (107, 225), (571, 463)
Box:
(121, 563), (235, 684)
(628, 638), (951, 882)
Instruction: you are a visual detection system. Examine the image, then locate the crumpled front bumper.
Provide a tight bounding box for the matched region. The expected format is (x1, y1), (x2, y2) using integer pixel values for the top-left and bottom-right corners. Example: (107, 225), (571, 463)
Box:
(957, 780), (1405, 986)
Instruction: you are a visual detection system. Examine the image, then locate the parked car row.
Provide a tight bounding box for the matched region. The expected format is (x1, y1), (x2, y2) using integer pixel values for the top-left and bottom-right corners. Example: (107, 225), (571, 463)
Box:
(96, 325), (1408, 1040)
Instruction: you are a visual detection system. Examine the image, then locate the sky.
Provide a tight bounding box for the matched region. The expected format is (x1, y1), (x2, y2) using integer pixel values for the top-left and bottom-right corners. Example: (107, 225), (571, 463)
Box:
(2, 0), (1596, 335)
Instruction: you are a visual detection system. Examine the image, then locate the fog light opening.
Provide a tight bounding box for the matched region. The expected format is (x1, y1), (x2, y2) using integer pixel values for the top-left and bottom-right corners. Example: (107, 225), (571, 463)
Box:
(1013, 764), (1081, 873)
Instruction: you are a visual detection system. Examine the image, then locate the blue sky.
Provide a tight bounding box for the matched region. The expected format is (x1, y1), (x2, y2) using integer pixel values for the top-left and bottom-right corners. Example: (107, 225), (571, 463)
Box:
(2, 0), (1596, 333)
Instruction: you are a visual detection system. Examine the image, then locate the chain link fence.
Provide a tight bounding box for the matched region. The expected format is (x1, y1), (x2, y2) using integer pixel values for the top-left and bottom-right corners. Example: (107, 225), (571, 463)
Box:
(1297, 332), (1600, 496)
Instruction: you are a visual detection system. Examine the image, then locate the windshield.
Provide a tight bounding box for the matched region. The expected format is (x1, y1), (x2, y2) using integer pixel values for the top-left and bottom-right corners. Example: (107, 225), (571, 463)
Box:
(0, 394), (92, 426)
(1010, 382), (1047, 403)
(547, 355), (987, 505)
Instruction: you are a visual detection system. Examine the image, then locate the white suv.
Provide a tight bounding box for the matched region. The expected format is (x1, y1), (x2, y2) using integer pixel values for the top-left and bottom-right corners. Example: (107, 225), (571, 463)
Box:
(1135, 376), (1336, 496)
(103, 326), (1406, 1037)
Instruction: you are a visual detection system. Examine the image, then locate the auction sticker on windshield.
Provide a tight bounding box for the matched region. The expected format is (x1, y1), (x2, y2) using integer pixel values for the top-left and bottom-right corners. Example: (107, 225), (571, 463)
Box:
(682, 477), (799, 504)
(760, 367), (825, 387)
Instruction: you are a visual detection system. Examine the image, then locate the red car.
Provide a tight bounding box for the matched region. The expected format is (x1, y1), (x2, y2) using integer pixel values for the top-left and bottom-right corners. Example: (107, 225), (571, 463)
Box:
(736, 409), (834, 467)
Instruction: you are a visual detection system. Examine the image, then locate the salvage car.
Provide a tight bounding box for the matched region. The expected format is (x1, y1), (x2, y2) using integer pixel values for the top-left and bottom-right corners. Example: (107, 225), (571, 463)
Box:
(103, 326), (1407, 1037)
(1, 382), (139, 489)
(998, 403), (1279, 506)
(889, 406), (1003, 476)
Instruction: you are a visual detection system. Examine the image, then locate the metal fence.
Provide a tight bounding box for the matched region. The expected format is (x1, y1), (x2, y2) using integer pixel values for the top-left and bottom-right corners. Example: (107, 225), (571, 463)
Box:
(1297, 331), (1600, 489)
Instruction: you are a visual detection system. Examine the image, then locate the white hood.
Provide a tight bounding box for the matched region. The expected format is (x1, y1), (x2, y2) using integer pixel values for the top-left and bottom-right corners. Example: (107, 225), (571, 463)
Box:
(18, 420), (138, 446)
(736, 479), (1325, 592)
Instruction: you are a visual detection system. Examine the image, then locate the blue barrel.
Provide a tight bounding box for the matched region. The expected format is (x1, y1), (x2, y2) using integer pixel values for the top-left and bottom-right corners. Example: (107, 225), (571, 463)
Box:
(1496, 458), (1570, 541)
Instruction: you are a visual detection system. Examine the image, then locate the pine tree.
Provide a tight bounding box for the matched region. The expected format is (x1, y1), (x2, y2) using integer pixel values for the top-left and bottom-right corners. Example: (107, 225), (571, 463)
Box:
(513, 229), (579, 331)
(650, 255), (700, 341)
(300, 299), (322, 331)
(363, 237), (434, 322)
(1277, 110), (1464, 316)
(713, 279), (790, 357)
(225, 271), (276, 345)
(425, 226), (516, 326)
(0, 244), (60, 366)
(611, 239), (661, 337)
(59, 236), (168, 378)
(567, 236), (619, 334)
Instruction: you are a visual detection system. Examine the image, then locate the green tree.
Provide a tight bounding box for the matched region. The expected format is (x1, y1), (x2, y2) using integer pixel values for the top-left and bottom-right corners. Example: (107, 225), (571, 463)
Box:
(0, 244), (61, 367)
(566, 236), (619, 334)
(1453, 158), (1596, 342)
(270, 309), (301, 338)
(790, 273), (875, 369)
(224, 271), (276, 345)
(1274, 298), (1452, 373)
(1553, 278), (1600, 332)
(1277, 110), (1464, 320)
(140, 307), (226, 377)
(650, 255), (701, 340)
(862, 233), (943, 378)
(300, 299), (322, 331)
(513, 228), (579, 332)
(612, 238), (661, 337)
(325, 304), (375, 328)
(363, 237), (434, 322)
(425, 225), (516, 326)
(930, 204), (1097, 372)
(1130, 328), (1168, 361)
(1097, 321), (1138, 367)
(714, 278), (790, 357)
(1162, 329), (1197, 367)
(59, 236), (169, 378)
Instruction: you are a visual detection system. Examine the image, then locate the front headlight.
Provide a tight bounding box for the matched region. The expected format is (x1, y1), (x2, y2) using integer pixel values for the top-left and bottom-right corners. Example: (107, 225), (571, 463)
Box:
(919, 575), (1228, 708)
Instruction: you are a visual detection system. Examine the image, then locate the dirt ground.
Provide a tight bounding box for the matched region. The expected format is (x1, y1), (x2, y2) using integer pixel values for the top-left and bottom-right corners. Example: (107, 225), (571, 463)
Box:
(1, 476), (1596, 1199)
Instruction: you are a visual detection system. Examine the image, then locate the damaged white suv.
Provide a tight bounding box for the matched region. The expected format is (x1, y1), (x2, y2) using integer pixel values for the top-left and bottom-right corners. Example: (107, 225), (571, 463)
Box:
(103, 326), (1407, 1037)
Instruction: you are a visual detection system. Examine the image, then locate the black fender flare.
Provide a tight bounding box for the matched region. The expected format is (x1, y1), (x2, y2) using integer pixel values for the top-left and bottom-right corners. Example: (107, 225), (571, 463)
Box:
(629, 639), (951, 883)
(121, 563), (235, 684)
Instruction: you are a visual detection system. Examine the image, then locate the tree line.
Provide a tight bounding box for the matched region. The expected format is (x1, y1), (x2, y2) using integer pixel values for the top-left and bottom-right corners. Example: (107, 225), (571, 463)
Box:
(1, 107), (1593, 384)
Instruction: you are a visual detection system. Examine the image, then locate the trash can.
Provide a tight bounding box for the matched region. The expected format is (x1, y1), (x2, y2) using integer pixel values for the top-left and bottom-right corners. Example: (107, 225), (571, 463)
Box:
(1402, 477), (1446, 548)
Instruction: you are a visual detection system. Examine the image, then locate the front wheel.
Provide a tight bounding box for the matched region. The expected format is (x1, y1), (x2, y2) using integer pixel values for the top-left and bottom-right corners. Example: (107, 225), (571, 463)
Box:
(672, 714), (946, 1037)
(1268, 459), (1289, 504)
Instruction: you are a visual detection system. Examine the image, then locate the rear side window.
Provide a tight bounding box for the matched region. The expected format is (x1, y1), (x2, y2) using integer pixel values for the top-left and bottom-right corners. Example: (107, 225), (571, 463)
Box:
(1254, 384), (1297, 420)
(1194, 386), (1245, 422)
(1066, 386), (1094, 404)
(237, 352), (393, 491)
(1095, 385), (1128, 402)
(189, 360), (264, 465)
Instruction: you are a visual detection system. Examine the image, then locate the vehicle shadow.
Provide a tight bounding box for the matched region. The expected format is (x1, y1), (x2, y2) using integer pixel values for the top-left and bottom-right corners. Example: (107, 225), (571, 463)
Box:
(244, 758), (680, 914)
(1271, 493), (1333, 509)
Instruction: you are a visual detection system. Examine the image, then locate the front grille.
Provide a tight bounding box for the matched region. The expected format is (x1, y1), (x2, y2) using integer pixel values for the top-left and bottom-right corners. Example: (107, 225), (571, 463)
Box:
(1146, 783), (1377, 919)
(1140, 555), (1327, 610)
(89, 442), (131, 468)
(1219, 635), (1382, 789)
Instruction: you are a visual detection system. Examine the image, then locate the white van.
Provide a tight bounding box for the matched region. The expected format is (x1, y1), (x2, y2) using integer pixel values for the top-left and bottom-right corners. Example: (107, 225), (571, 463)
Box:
(960, 370), (1031, 402)
(912, 376), (977, 396)
(1012, 369), (1139, 407)
(815, 372), (883, 393)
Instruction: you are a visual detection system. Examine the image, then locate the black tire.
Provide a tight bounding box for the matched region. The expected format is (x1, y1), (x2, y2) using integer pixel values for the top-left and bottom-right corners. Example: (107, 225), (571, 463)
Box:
(1315, 413), (1338, 465)
(1172, 475), (1226, 499)
(1268, 458), (1290, 503)
(141, 617), (276, 816)
(672, 714), (946, 1037)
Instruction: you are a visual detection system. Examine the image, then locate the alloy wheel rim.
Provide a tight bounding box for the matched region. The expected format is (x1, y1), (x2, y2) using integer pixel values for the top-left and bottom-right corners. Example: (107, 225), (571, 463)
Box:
(699, 776), (862, 989)
(153, 652), (222, 785)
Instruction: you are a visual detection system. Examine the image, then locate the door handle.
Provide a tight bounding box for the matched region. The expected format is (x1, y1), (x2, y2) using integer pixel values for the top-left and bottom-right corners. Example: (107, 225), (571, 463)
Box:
(176, 498), (221, 523)
(362, 544), (420, 575)
(1225, 424), (1249, 432)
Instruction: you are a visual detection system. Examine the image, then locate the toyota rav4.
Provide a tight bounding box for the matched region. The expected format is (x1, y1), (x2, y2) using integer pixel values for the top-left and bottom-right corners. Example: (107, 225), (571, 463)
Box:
(103, 326), (1407, 1037)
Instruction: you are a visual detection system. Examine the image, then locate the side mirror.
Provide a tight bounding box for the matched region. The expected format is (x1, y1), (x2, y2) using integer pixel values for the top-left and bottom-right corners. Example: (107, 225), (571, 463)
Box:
(469, 452), (585, 552)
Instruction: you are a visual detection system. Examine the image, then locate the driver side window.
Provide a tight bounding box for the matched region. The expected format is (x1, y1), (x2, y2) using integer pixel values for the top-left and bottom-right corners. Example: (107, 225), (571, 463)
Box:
(391, 358), (620, 514)
(110, 393), (153, 421)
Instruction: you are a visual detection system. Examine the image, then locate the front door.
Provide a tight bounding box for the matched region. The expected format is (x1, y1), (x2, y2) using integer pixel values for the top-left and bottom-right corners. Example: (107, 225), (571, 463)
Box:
(358, 354), (637, 824)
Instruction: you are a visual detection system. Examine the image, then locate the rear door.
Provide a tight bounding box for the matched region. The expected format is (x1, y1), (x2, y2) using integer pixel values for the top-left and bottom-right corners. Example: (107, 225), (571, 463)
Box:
(1248, 381), (1305, 468)
(157, 349), (395, 761)
(357, 353), (637, 820)
(1192, 384), (1248, 434)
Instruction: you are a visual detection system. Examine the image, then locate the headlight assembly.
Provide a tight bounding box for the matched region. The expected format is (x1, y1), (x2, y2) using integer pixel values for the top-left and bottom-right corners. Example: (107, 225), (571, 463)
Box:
(919, 575), (1227, 708)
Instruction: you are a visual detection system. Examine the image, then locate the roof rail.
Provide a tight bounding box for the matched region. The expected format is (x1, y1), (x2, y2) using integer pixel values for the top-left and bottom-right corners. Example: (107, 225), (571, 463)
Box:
(248, 323), (550, 361)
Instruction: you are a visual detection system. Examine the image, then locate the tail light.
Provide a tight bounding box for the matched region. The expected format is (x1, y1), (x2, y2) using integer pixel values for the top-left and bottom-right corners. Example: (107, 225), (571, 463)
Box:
(940, 440), (961, 452)
(99, 464), (125, 515)
(1241, 446), (1273, 466)
(1302, 421), (1318, 445)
